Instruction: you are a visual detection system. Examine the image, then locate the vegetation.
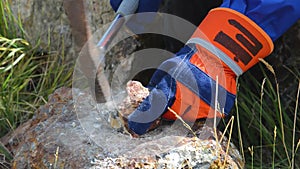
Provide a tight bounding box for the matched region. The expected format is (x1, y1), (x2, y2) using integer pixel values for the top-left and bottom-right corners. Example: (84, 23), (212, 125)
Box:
(225, 60), (300, 168)
(0, 0), (73, 164)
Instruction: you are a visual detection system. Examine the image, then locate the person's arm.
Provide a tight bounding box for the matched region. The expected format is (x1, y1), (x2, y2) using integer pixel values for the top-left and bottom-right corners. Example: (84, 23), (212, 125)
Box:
(110, 0), (162, 13)
(221, 0), (300, 41)
(110, 0), (300, 136)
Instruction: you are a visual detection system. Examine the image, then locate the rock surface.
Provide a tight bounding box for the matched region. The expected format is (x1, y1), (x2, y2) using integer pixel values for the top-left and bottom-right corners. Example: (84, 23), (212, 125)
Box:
(1, 88), (102, 168)
(1, 87), (244, 168)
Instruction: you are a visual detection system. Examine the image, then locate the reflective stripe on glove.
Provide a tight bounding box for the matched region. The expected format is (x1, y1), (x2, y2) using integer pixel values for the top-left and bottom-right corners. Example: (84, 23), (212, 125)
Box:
(127, 7), (274, 135)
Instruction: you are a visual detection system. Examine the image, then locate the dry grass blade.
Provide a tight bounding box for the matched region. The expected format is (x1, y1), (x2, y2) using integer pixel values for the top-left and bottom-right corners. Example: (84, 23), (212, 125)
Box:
(167, 107), (196, 137)
(272, 126), (277, 169)
(258, 58), (275, 75)
(223, 116), (234, 167)
(259, 58), (291, 166)
(260, 77), (266, 168)
(291, 80), (300, 169)
(235, 82), (245, 161)
(248, 146), (254, 169)
(0, 37), (29, 72)
(54, 146), (59, 168)
(295, 139), (300, 155)
(219, 116), (234, 143)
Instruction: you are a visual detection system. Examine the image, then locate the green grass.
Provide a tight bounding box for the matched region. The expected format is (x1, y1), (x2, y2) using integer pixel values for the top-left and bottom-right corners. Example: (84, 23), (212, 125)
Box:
(0, 0), (25, 39)
(0, 0), (73, 166)
(227, 61), (300, 169)
(0, 38), (73, 137)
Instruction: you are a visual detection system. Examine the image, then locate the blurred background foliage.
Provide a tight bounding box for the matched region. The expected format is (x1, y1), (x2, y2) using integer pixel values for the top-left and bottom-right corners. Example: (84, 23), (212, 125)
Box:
(0, 0), (73, 142)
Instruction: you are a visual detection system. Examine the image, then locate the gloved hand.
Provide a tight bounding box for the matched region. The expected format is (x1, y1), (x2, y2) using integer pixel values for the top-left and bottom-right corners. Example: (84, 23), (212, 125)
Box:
(110, 0), (162, 13)
(126, 0), (300, 135)
(127, 41), (239, 135)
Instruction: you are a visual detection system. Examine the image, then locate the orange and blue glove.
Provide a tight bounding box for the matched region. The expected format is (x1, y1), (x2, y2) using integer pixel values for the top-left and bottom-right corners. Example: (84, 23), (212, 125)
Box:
(122, 0), (300, 135)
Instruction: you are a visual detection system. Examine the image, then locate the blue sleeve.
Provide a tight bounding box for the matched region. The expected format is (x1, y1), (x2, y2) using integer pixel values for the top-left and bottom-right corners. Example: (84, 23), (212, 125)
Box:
(221, 0), (300, 41)
(110, 0), (162, 13)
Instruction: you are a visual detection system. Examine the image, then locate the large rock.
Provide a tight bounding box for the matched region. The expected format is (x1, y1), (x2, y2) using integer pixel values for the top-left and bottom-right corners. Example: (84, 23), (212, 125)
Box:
(1, 88), (100, 168)
(1, 87), (244, 168)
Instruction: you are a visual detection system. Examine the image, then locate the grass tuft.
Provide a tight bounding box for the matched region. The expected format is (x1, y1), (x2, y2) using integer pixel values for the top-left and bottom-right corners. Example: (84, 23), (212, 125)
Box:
(0, 0), (73, 166)
(230, 60), (300, 168)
